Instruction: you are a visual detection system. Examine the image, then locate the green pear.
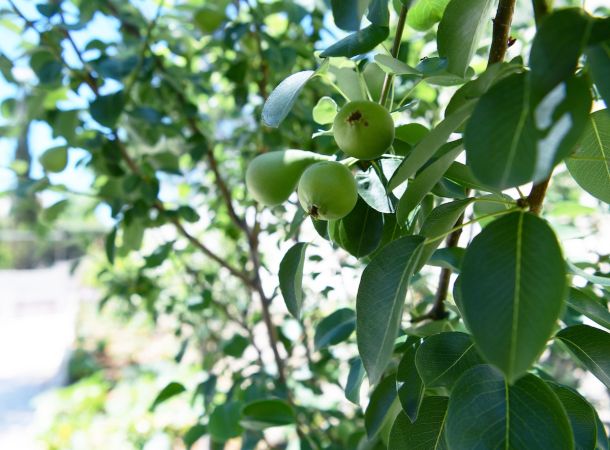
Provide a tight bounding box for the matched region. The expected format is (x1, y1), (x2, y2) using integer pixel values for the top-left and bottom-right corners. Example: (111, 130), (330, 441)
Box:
(246, 150), (328, 206)
(333, 100), (395, 160)
(297, 161), (358, 220)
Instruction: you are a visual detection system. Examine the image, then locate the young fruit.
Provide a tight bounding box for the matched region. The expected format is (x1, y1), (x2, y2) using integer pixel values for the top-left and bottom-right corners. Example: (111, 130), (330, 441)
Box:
(297, 161), (358, 221)
(333, 100), (395, 160)
(246, 150), (327, 206)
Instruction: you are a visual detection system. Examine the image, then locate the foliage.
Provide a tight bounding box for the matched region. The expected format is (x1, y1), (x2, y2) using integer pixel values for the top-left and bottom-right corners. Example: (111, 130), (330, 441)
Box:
(2, 0), (610, 448)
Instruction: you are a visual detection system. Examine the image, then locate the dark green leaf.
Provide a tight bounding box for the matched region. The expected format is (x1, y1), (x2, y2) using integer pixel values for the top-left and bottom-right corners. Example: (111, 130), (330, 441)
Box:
(240, 399), (295, 430)
(278, 243), (308, 319)
(367, 0), (389, 27)
(262, 70), (315, 127)
(209, 402), (243, 442)
(446, 366), (573, 450)
(329, 197), (383, 257)
(222, 334), (250, 358)
(415, 332), (483, 390)
(465, 72), (591, 189)
(345, 358), (366, 404)
(417, 199), (473, 270)
(150, 381), (186, 411)
(396, 341), (424, 422)
(320, 25), (389, 58)
(330, 0), (369, 31)
(90, 91), (125, 128)
(183, 424), (206, 449)
(566, 110), (610, 204)
(529, 8), (592, 101)
(314, 308), (356, 350)
(105, 226), (117, 264)
(588, 41), (610, 107)
(437, 0), (496, 76)
(357, 236), (425, 384)
(567, 287), (610, 330)
(548, 382), (597, 450)
(459, 212), (567, 382)
(556, 324), (610, 389)
(396, 141), (462, 224)
(365, 374), (399, 438)
(389, 397), (449, 450)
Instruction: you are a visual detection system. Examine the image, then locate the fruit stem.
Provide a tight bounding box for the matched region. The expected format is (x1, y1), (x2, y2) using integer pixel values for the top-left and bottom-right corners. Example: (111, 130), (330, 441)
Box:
(379, 2), (410, 108)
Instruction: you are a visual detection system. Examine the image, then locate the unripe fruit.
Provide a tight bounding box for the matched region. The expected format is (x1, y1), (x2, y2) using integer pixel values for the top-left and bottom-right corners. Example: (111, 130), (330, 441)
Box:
(297, 161), (358, 221)
(333, 100), (395, 160)
(246, 150), (327, 206)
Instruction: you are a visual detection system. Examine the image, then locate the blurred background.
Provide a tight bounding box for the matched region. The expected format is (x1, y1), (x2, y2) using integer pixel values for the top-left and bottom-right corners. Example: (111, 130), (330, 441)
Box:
(1, 0), (609, 449)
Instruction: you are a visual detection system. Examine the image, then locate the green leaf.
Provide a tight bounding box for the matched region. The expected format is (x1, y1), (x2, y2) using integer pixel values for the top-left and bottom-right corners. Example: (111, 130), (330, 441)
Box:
(388, 102), (475, 191)
(389, 397), (449, 450)
(262, 70), (316, 127)
(90, 91), (125, 128)
(529, 8), (592, 101)
(357, 236), (425, 385)
(459, 212), (567, 383)
(396, 141), (463, 224)
(567, 287), (610, 330)
(278, 242), (308, 319)
(183, 424), (206, 449)
(367, 0), (389, 27)
(407, 0), (451, 31)
(556, 324), (610, 389)
(415, 332), (483, 390)
(105, 226), (117, 264)
(240, 399), (295, 430)
(222, 334), (250, 357)
(548, 382), (597, 450)
(330, 0), (369, 31)
(396, 340), (424, 422)
(566, 110), (610, 204)
(150, 381), (186, 411)
(465, 72), (591, 189)
(345, 357), (366, 404)
(588, 41), (610, 107)
(356, 166), (395, 214)
(320, 25), (389, 58)
(417, 199), (473, 270)
(39, 146), (68, 173)
(394, 123), (429, 146)
(194, 6), (225, 34)
(437, 0), (495, 77)
(567, 261), (610, 287)
(208, 402), (243, 442)
(595, 410), (609, 450)
(329, 196), (383, 257)
(374, 54), (420, 75)
(446, 365), (573, 450)
(314, 308), (356, 350)
(312, 96), (338, 125)
(365, 374), (399, 438)
(41, 199), (68, 223)
(428, 247), (465, 272)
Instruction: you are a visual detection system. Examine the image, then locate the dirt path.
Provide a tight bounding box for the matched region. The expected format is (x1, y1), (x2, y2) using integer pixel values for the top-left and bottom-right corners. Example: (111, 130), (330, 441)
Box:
(0, 262), (79, 449)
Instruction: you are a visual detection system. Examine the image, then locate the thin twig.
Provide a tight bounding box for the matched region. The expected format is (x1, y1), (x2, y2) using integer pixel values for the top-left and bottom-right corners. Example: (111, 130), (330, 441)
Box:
(379, 3), (410, 107)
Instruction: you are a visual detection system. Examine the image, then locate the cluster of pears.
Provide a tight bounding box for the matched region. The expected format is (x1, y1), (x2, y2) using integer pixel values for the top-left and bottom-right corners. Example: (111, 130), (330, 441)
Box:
(246, 100), (394, 220)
